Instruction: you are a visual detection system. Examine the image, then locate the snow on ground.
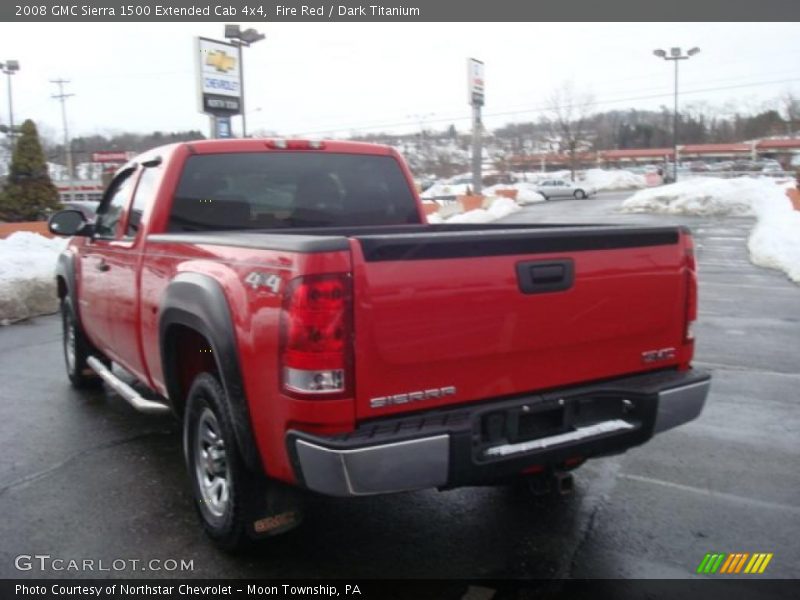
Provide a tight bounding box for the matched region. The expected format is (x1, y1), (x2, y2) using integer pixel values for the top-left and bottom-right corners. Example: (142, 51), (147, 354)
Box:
(429, 197), (521, 224)
(619, 176), (788, 216)
(748, 190), (800, 283)
(622, 176), (800, 284)
(420, 182), (473, 200)
(483, 183), (546, 205)
(582, 169), (646, 191)
(0, 232), (68, 324)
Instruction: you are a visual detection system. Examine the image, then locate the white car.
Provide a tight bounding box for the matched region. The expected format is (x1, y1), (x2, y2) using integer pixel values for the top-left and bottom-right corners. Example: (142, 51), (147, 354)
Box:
(535, 178), (596, 200)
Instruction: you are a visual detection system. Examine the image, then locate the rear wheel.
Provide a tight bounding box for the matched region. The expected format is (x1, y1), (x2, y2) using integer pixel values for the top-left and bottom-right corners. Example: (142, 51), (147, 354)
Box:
(573, 189), (587, 199)
(184, 372), (301, 551)
(61, 298), (103, 388)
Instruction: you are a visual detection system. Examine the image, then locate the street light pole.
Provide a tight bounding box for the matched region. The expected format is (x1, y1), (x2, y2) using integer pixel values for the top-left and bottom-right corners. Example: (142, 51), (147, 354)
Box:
(1, 60), (20, 149)
(653, 47), (700, 182)
(225, 25), (266, 138)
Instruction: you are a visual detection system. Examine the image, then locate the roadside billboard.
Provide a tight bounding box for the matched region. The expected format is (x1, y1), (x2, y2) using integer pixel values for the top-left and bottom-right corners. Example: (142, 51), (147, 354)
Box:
(196, 37), (242, 116)
(467, 58), (485, 106)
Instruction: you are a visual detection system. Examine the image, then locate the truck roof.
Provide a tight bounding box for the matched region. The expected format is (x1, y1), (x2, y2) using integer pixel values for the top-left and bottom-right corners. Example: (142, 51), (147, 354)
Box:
(172, 138), (395, 156)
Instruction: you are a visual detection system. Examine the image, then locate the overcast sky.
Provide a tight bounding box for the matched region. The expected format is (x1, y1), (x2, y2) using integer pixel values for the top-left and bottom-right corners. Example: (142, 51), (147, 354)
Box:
(1, 22), (799, 142)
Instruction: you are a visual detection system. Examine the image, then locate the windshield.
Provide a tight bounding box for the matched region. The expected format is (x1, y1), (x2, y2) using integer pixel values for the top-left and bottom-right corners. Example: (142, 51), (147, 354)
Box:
(168, 152), (421, 231)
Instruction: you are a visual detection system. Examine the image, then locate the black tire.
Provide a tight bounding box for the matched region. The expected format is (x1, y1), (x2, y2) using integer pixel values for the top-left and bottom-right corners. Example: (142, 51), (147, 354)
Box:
(184, 372), (269, 551)
(61, 298), (103, 388)
(573, 189), (587, 199)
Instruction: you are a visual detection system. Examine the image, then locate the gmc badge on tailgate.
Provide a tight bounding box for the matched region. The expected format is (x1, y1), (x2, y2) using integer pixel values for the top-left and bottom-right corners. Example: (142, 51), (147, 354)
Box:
(641, 347), (676, 363)
(370, 386), (456, 409)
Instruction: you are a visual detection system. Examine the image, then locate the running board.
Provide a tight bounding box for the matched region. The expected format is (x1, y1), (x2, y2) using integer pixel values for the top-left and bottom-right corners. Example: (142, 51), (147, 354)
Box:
(86, 356), (170, 415)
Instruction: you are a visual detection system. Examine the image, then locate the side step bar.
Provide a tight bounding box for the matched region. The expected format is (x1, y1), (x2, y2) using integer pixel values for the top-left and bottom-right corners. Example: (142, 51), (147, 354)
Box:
(87, 356), (170, 415)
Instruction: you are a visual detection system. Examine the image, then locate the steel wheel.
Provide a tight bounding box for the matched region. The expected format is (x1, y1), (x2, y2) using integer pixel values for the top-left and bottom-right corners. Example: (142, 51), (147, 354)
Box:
(194, 407), (230, 518)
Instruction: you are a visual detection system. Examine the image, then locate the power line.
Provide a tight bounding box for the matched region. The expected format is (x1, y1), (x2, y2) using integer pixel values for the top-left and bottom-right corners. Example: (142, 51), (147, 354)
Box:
(286, 76), (800, 137)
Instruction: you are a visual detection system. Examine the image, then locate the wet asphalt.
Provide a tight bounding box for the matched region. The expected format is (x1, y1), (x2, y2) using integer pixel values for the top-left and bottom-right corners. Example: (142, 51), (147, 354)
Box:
(0, 191), (798, 581)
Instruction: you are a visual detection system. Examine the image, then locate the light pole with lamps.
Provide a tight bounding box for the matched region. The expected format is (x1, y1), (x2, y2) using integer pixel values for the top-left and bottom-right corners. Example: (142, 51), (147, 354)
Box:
(653, 46), (700, 182)
(1, 60), (20, 149)
(224, 25), (265, 138)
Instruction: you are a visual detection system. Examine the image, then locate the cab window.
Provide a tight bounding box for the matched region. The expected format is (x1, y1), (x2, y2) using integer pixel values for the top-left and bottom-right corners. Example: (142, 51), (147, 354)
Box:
(95, 170), (136, 239)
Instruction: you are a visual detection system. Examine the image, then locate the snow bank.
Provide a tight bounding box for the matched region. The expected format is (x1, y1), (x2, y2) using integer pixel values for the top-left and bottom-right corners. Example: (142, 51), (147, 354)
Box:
(420, 182), (473, 200)
(621, 177), (800, 284)
(620, 177), (775, 216)
(0, 232), (68, 323)
(484, 183), (546, 206)
(583, 169), (646, 191)
(748, 189), (800, 283)
(440, 197), (521, 224)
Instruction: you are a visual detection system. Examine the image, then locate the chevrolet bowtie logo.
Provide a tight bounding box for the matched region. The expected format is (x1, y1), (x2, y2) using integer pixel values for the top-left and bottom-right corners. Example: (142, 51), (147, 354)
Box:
(206, 50), (236, 73)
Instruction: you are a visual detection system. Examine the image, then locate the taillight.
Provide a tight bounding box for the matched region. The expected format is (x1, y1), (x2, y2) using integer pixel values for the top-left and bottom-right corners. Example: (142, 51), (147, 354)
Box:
(279, 273), (352, 398)
(266, 139), (325, 150)
(684, 235), (698, 343)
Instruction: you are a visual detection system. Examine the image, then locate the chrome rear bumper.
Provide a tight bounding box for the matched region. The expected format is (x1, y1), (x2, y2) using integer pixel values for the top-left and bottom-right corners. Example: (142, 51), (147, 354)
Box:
(289, 370), (710, 497)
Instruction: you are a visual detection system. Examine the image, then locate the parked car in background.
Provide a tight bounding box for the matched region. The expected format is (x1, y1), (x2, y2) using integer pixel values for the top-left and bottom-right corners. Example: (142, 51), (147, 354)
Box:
(710, 161), (735, 172)
(760, 159), (783, 173)
(535, 179), (596, 200)
(689, 161), (710, 172)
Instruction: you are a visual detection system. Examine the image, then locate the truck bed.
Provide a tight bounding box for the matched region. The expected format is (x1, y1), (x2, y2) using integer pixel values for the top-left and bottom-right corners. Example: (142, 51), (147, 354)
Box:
(148, 222), (693, 421)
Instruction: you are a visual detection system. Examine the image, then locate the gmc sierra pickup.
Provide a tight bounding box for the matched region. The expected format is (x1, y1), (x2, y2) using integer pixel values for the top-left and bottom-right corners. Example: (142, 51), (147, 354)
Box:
(48, 139), (710, 550)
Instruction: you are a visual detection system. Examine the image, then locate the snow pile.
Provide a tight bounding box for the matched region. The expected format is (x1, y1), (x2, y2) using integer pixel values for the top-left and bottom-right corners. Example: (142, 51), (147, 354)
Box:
(620, 177), (773, 216)
(484, 183), (546, 205)
(420, 182), (473, 200)
(0, 232), (68, 323)
(582, 169), (646, 191)
(748, 190), (800, 283)
(434, 197), (521, 224)
(621, 177), (800, 284)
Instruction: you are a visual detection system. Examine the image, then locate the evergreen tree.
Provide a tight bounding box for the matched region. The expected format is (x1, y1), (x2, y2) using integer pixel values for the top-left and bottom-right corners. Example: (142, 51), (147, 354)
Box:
(0, 120), (61, 222)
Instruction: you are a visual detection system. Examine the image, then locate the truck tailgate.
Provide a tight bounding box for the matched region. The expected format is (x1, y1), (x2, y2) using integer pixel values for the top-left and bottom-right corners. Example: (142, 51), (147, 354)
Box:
(349, 226), (689, 420)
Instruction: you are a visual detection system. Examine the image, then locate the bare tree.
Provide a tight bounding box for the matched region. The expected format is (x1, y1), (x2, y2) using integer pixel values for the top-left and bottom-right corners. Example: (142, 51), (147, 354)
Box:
(546, 81), (594, 181)
(781, 90), (800, 136)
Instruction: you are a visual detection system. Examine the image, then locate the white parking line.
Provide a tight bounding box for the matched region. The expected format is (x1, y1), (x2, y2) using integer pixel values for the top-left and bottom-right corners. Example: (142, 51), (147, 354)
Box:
(618, 473), (800, 515)
(701, 282), (798, 291)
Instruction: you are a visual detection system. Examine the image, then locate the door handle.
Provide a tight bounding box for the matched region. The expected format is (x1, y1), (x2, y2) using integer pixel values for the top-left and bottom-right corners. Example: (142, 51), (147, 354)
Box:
(96, 259), (110, 272)
(516, 259), (574, 294)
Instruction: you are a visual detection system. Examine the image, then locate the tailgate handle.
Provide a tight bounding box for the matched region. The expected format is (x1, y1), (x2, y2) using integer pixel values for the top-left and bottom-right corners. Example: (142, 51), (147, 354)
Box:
(516, 259), (574, 294)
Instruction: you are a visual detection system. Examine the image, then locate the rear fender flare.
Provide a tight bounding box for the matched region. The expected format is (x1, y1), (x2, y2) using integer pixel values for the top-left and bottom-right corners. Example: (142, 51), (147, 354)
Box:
(159, 272), (262, 473)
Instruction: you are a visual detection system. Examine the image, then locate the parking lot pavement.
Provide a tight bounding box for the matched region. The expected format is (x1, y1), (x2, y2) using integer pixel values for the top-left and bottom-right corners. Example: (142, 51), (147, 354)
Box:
(0, 191), (798, 580)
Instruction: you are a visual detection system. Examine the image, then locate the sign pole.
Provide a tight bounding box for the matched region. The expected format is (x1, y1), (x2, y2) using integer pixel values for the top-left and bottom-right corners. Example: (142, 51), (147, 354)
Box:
(237, 42), (246, 138)
(467, 58), (485, 196)
(471, 105), (482, 196)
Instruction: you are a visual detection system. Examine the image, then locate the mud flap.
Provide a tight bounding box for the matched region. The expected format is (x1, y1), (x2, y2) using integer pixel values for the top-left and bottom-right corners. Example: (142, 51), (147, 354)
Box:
(248, 480), (305, 539)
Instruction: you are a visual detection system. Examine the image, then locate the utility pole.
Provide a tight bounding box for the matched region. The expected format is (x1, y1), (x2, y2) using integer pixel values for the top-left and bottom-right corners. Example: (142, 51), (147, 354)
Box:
(51, 79), (75, 202)
(1, 60), (20, 149)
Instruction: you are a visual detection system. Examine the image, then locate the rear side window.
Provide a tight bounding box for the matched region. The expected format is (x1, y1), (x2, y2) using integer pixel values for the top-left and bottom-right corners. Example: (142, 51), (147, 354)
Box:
(168, 152), (421, 232)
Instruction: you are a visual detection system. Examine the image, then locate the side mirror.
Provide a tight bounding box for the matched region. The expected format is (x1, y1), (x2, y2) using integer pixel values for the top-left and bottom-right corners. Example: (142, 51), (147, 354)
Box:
(48, 209), (93, 237)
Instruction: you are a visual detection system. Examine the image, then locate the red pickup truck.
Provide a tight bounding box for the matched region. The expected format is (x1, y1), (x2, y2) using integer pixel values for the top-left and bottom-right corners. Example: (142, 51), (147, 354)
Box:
(48, 139), (710, 550)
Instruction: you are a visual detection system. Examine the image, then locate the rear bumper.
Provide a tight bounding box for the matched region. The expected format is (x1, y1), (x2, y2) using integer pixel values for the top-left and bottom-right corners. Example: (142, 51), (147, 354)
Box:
(287, 369), (710, 497)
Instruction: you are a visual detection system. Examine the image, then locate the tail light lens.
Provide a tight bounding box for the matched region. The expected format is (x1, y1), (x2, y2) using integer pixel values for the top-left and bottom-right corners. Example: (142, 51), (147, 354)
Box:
(279, 273), (352, 398)
(684, 235), (698, 343)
